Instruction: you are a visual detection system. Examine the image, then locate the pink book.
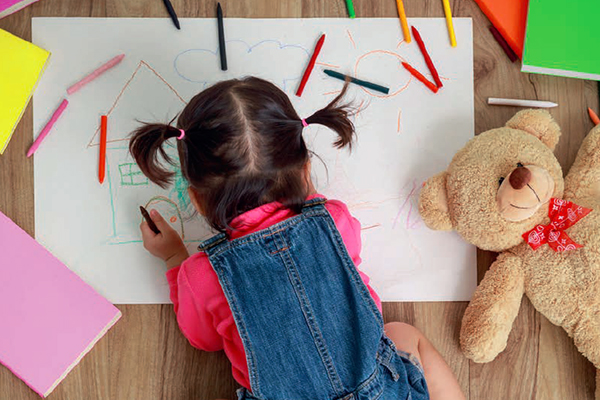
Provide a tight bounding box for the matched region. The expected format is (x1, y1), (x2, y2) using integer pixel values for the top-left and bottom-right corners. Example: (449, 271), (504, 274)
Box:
(0, 0), (41, 18)
(0, 211), (121, 397)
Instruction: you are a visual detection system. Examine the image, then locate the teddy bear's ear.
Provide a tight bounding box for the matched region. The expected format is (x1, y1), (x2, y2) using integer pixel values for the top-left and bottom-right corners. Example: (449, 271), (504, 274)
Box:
(505, 109), (561, 150)
(418, 171), (453, 231)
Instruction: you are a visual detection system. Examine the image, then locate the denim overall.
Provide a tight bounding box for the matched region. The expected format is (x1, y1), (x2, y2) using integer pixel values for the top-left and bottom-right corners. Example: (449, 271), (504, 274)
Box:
(198, 198), (429, 400)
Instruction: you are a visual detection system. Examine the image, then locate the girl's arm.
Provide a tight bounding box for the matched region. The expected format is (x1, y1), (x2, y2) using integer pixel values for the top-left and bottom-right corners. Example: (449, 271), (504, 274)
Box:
(140, 209), (189, 269)
(140, 209), (223, 351)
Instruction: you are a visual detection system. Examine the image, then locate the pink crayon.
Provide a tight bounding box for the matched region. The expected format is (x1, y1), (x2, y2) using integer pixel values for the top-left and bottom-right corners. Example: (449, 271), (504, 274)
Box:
(27, 99), (69, 158)
(67, 54), (125, 95)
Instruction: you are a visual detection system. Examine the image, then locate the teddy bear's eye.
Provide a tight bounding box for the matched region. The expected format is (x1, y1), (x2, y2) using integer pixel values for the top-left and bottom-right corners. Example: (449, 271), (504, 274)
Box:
(517, 162), (524, 168)
(498, 177), (505, 186)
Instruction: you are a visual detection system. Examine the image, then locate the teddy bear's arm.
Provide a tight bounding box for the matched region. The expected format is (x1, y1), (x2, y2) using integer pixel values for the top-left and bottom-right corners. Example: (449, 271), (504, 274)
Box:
(460, 252), (524, 363)
(564, 124), (600, 201)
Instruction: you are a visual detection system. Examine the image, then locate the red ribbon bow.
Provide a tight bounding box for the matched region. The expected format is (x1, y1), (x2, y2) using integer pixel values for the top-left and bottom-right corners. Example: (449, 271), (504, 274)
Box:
(523, 198), (592, 252)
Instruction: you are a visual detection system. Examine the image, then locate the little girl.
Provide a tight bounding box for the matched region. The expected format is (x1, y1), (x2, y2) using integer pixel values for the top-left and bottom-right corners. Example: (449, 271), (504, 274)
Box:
(130, 77), (465, 400)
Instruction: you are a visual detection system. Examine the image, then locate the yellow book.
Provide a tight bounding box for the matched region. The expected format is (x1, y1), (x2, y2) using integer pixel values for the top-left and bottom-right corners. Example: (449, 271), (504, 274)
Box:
(0, 29), (50, 154)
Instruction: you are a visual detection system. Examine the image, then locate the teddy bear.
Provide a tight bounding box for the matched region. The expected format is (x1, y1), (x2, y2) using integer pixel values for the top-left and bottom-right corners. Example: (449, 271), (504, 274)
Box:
(418, 109), (600, 397)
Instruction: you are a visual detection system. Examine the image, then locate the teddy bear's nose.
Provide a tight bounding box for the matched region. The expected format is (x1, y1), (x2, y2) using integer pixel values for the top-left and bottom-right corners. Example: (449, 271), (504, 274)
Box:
(509, 166), (532, 190)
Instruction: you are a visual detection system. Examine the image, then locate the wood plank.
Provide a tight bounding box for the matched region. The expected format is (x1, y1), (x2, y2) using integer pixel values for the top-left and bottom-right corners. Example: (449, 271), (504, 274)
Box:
(537, 317), (595, 400)
(469, 297), (540, 400)
(383, 302), (470, 398)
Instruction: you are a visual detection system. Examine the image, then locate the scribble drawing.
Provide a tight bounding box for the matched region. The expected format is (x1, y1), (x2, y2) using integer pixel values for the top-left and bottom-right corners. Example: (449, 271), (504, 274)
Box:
(118, 163), (149, 186)
(87, 60), (187, 148)
(144, 195), (186, 240)
(356, 100), (366, 119)
(362, 224), (382, 231)
(397, 109), (402, 134)
(316, 62), (340, 68)
(354, 50), (412, 99)
(106, 144), (202, 246)
(346, 29), (357, 49)
(173, 39), (309, 92)
(87, 61), (204, 246)
(393, 179), (422, 230)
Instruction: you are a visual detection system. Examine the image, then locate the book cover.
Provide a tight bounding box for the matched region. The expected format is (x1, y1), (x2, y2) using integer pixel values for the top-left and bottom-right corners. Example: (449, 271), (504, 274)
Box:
(0, 28), (49, 154)
(522, 0), (600, 80)
(0, 211), (121, 397)
(474, 0), (528, 59)
(0, 0), (42, 19)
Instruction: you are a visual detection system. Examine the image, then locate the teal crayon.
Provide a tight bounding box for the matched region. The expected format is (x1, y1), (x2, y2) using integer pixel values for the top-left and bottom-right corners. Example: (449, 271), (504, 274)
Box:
(323, 69), (389, 95)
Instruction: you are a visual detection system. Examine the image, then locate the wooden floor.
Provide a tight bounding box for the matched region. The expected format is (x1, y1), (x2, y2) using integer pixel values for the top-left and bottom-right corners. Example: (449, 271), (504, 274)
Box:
(0, 0), (598, 399)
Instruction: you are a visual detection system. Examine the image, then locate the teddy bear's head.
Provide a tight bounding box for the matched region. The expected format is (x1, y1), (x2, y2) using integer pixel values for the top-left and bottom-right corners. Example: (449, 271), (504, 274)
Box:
(419, 110), (565, 252)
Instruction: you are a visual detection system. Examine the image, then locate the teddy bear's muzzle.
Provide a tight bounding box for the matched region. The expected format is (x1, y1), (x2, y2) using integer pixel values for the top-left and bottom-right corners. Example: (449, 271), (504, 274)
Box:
(497, 165), (555, 222)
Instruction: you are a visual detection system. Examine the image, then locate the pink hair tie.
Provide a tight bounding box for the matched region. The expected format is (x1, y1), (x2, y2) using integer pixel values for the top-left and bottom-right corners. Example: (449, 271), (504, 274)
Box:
(301, 119), (309, 128)
(177, 129), (185, 140)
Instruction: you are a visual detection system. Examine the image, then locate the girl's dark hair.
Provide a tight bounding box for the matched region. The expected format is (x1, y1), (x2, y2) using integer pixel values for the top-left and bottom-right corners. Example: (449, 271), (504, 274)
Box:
(129, 77), (354, 231)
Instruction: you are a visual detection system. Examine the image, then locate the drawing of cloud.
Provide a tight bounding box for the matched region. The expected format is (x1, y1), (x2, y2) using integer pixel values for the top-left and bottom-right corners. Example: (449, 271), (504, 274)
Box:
(173, 39), (310, 92)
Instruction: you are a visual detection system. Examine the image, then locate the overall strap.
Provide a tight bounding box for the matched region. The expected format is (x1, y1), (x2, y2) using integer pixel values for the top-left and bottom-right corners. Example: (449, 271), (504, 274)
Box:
(197, 231), (227, 252)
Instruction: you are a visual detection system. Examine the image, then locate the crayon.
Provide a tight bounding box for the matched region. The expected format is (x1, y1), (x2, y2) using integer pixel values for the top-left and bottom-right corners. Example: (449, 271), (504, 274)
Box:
(162, 0), (181, 30)
(411, 26), (443, 88)
(588, 107), (600, 125)
(442, 0), (457, 47)
(323, 69), (389, 95)
(140, 206), (160, 234)
(67, 54), (125, 95)
(488, 98), (558, 108)
(401, 62), (439, 93)
(99, 115), (107, 184)
(27, 99), (69, 158)
(345, 0), (356, 18)
(396, 0), (411, 43)
(296, 34), (326, 97)
(217, 3), (227, 71)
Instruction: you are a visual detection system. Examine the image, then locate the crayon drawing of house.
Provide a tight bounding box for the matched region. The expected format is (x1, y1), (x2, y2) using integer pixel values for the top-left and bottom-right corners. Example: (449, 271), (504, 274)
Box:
(88, 61), (213, 245)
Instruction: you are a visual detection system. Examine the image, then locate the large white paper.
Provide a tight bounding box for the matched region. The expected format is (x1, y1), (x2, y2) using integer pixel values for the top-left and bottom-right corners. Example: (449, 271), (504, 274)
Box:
(33, 18), (476, 303)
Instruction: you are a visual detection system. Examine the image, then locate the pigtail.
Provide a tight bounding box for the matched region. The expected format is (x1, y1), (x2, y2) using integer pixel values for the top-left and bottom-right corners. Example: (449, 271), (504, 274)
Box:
(304, 81), (355, 150)
(129, 123), (181, 188)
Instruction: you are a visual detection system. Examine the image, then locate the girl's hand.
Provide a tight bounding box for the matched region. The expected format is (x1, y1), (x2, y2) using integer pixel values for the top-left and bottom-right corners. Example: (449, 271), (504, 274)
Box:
(140, 209), (189, 269)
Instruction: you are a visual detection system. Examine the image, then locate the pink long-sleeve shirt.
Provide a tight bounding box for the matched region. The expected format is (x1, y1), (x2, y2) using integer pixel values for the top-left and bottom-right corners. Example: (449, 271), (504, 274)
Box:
(165, 195), (382, 390)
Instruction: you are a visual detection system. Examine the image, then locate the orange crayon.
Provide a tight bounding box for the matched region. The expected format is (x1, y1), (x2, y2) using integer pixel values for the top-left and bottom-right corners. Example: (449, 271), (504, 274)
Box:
(401, 62), (439, 94)
(588, 107), (600, 125)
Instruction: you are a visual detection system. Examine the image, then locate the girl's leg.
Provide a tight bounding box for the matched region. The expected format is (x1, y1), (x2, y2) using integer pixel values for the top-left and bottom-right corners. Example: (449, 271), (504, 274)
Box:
(384, 322), (466, 400)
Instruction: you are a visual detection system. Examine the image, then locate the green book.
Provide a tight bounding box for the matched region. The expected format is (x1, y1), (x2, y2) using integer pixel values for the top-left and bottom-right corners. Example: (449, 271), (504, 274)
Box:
(522, 0), (600, 80)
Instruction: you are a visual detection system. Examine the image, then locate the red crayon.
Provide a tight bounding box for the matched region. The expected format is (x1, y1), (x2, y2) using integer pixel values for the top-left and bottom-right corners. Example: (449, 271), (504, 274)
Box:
(411, 26), (443, 88)
(402, 62), (439, 94)
(489, 25), (518, 63)
(296, 34), (326, 97)
(99, 115), (107, 184)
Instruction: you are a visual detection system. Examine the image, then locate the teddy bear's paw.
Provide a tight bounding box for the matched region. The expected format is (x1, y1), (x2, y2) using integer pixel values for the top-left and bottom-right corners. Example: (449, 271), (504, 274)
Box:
(460, 325), (509, 363)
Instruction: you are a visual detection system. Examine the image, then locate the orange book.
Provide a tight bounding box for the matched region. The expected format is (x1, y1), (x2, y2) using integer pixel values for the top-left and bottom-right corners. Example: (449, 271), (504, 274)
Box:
(473, 0), (528, 59)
